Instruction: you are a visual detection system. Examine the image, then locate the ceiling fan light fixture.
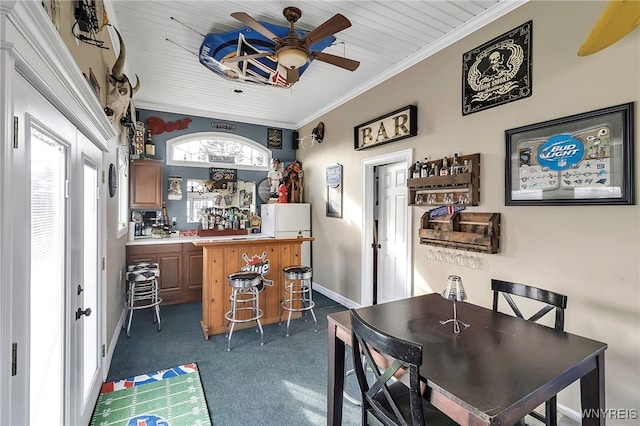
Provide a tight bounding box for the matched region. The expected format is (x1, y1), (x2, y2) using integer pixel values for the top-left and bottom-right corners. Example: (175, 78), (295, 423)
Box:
(277, 47), (308, 69)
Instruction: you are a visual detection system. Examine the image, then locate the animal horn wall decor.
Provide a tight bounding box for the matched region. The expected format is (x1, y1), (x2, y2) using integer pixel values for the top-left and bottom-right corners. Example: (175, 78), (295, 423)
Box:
(105, 27), (140, 125)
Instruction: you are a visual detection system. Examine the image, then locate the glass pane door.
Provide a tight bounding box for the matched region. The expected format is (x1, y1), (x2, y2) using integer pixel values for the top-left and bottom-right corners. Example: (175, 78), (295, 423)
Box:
(29, 125), (68, 426)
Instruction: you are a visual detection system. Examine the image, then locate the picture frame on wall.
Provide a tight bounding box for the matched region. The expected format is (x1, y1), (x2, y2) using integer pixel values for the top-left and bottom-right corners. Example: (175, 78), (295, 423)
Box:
(462, 21), (532, 116)
(267, 128), (282, 149)
(505, 102), (635, 206)
(326, 163), (343, 218)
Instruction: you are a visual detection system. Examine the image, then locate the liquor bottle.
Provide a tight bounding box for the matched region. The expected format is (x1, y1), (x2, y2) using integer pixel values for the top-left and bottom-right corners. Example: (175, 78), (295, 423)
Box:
(412, 161), (421, 178)
(462, 159), (470, 174)
(145, 130), (155, 158)
(451, 153), (460, 175)
(420, 158), (429, 178)
(440, 156), (449, 176)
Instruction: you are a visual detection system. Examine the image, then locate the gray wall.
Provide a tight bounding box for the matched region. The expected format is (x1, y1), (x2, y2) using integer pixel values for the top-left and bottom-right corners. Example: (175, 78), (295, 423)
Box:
(135, 109), (297, 229)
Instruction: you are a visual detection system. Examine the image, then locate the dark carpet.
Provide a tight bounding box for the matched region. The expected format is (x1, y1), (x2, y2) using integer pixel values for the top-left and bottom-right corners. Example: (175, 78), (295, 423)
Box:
(107, 291), (362, 425)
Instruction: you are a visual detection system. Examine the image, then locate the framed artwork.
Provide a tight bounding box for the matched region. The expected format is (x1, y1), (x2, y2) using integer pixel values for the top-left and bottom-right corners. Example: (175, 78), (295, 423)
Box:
(462, 21), (532, 116)
(505, 102), (635, 206)
(354, 105), (417, 151)
(168, 176), (183, 200)
(267, 128), (282, 149)
(326, 163), (343, 218)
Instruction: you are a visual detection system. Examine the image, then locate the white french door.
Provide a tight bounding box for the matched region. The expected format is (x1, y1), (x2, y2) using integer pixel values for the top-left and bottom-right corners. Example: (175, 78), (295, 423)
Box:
(72, 133), (103, 425)
(12, 71), (104, 426)
(376, 162), (409, 304)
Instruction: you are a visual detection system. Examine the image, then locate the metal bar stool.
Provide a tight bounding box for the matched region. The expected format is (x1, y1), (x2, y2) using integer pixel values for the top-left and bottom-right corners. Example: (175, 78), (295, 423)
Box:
(124, 262), (162, 337)
(279, 265), (317, 336)
(224, 271), (267, 351)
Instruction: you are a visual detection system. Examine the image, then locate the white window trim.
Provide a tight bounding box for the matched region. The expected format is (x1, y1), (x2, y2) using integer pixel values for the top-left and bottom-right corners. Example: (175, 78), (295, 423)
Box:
(166, 132), (271, 171)
(116, 146), (129, 239)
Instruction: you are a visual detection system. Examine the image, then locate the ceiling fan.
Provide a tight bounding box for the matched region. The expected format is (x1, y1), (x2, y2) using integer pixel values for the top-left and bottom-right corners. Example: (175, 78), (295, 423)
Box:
(577, 0), (640, 56)
(223, 6), (360, 84)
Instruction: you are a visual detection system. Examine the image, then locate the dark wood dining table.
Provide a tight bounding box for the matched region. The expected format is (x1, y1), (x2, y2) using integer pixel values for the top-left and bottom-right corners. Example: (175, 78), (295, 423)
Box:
(327, 293), (607, 426)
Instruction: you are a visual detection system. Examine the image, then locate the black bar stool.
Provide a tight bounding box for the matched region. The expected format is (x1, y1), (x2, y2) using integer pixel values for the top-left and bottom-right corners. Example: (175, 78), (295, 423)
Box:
(124, 262), (162, 337)
(224, 271), (266, 351)
(279, 265), (317, 336)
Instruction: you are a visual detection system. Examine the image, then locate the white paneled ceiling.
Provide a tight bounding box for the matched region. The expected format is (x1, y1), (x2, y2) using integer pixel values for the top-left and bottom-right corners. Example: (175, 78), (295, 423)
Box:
(107, 0), (525, 129)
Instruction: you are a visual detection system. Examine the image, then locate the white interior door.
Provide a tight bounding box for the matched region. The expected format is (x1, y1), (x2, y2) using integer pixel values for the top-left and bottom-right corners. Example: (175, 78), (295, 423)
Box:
(376, 162), (409, 304)
(12, 71), (104, 426)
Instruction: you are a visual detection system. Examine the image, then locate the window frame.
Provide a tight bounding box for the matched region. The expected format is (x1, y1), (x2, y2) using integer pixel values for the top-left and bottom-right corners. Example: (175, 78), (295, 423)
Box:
(116, 145), (129, 239)
(165, 132), (271, 171)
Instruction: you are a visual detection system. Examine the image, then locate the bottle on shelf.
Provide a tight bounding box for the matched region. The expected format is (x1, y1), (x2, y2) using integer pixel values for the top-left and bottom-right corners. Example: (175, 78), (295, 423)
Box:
(462, 159), (470, 174)
(451, 153), (460, 175)
(420, 158), (429, 178)
(412, 161), (421, 178)
(145, 130), (155, 158)
(440, 156), (449, 176)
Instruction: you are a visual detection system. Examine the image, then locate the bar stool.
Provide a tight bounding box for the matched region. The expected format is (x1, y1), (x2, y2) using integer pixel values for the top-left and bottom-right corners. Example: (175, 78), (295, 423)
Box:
(224, 271), (265, 351)
(279, 265), (317, 336)
(124, 262), (162, 337)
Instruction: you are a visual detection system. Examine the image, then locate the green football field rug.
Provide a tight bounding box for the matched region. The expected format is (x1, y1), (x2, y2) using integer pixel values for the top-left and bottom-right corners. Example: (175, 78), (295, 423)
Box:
(91, 363), (211, 426)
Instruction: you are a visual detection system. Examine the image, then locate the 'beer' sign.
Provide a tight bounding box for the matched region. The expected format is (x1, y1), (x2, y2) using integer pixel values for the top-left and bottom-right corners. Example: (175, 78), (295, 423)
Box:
(354, 105), (417, 151)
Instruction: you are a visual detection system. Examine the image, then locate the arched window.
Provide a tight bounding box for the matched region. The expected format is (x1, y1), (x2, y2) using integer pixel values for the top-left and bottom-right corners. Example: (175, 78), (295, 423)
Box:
(166, 132), (271, 170)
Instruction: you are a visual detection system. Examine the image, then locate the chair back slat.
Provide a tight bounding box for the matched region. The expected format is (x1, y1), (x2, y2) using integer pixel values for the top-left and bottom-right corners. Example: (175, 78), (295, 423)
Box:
(350, 310), (424, 426)
(491, 279), (567, 331)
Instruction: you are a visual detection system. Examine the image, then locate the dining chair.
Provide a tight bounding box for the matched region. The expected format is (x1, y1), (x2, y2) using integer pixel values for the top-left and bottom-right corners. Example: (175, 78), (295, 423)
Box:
(491, 279), (568, 426)
(350, 309), (458, 426)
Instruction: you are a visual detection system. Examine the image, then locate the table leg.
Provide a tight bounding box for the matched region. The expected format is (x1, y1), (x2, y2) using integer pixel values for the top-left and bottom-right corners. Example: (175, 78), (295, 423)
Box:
(580, 352), (605, 426)
(327, 322), (345, 426)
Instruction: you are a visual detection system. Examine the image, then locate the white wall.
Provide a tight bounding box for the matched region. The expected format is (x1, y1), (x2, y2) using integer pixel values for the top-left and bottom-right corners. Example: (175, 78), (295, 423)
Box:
(299, 0), (639, 415)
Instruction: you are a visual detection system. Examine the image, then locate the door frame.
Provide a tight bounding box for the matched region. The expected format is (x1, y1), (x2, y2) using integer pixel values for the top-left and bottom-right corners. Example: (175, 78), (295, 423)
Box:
(360, 149), (413, 306)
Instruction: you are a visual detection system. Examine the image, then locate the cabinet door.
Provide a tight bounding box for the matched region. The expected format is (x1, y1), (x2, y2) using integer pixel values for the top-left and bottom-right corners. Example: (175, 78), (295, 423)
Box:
(130, 160), (162, 209)
(157, 253), (182, 304)
(183, 250), (203, 290)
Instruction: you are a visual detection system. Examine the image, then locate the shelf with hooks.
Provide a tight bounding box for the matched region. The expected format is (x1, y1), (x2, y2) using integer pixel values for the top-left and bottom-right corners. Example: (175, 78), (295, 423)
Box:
(419, 211), (500, 254)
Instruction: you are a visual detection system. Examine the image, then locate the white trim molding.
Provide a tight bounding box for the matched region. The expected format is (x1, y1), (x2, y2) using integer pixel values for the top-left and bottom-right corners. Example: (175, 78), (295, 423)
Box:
(360, 148), (413, 307)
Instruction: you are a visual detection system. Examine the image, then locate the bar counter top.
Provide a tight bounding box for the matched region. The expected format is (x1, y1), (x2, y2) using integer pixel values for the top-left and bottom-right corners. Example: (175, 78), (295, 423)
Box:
(125, 233), (274, 246)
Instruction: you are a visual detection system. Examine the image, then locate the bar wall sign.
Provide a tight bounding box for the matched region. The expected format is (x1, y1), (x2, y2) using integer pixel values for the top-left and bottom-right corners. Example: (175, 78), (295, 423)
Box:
(354, 105), (417, 151)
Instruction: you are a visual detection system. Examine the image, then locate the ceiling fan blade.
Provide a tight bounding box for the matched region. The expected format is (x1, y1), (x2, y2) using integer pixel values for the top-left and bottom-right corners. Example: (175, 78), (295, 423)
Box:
(577, 0), (640, 56)
(221, 52), (273, 64)
(286, 68), (299, 84)
(310, 51), (360, 71)
(302, 14), (352, 45)
(231, 12), (280, 41)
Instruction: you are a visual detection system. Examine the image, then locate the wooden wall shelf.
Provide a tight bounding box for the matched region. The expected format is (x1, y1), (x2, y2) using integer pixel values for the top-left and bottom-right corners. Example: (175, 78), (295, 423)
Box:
(419, 211), (500, 253)
(408, 153), (480, 206)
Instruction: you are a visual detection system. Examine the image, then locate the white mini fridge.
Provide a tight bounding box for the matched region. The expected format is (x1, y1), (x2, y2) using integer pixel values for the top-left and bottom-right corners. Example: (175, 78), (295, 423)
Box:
(261, 203), (311, 267)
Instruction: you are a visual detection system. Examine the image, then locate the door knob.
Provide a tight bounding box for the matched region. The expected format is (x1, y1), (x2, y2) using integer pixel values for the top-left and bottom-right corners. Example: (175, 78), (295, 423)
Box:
(75, 307), (92, 320)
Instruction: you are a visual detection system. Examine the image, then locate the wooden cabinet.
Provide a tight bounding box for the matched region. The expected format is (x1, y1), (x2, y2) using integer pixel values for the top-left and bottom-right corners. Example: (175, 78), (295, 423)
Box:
(182, 245), (204, 302)
(407, 153), (480, 206)
(130, 160), (163, 209)
(126, 243), (202, 305)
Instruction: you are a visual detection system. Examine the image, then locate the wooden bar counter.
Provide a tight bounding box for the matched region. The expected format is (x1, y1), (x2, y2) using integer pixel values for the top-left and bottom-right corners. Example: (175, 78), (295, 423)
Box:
(192, 236), (314, 340)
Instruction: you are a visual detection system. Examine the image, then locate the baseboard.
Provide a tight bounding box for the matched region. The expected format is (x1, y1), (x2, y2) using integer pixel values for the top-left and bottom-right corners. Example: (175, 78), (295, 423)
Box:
(102, 308), (127, 381)
(313, 282), (361, 309)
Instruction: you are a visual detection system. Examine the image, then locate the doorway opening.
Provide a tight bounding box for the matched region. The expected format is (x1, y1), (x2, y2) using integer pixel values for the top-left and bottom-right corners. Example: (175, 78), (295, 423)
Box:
(360, 149), (413, 306)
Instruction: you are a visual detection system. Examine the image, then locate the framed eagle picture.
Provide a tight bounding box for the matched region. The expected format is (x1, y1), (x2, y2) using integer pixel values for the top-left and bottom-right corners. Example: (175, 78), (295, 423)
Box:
(462, 21), (533, 116)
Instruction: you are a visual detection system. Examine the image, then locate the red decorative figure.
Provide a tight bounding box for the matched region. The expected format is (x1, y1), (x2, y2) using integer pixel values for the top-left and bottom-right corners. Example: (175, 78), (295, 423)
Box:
(278, 183), (288, 203)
